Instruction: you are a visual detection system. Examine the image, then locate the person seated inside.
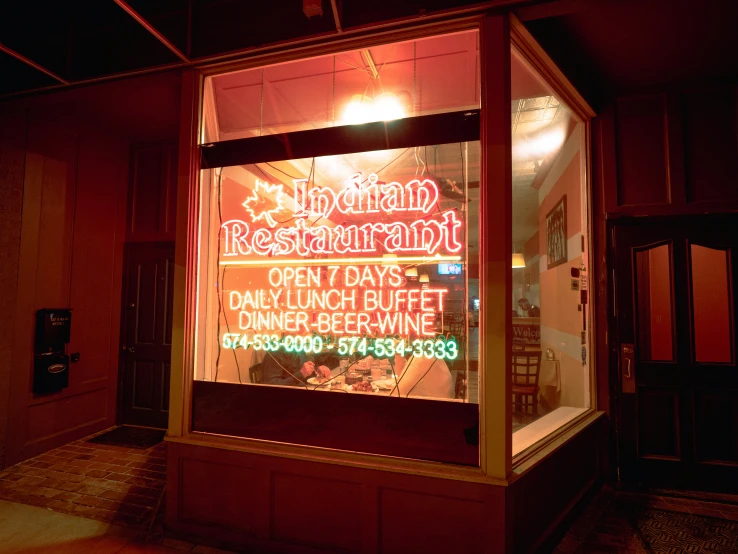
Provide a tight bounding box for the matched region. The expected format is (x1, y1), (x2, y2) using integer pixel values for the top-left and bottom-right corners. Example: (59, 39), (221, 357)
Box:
(259, 348), (337, 387)
(517, 297), (540, 317)
(388, 352), (454, 399)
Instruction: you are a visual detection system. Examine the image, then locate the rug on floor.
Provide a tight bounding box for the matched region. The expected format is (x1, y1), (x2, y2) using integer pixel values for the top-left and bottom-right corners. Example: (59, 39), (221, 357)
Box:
(635, 509), (738, 554)
(87, 426), (166, 450)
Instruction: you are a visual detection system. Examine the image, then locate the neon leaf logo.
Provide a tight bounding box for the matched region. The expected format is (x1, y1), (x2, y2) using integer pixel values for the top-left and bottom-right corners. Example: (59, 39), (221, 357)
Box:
(242, 179), (286, 228)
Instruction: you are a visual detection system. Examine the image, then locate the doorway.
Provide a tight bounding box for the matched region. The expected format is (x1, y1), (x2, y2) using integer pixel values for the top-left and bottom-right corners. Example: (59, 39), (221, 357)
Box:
(613, 217), (738, 491)
(120, 242), (175, 429)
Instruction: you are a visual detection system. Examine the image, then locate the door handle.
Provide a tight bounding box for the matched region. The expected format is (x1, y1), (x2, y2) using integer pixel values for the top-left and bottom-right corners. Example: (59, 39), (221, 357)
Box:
(621, 343), (635, 394)
(127, 346), (135, 353)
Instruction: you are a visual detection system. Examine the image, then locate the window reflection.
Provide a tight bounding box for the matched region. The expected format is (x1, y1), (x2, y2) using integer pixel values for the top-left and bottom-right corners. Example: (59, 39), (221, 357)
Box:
(635, 244), (674, 362)
(691, 244), (733, 363)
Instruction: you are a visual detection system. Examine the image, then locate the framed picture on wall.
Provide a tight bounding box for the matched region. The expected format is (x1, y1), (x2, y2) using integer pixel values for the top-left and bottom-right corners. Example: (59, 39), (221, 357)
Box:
(546, 195), (567, 269)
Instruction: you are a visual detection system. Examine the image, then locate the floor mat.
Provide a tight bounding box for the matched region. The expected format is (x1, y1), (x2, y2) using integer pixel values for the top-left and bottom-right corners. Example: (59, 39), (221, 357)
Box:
(635, 509), (738, 554)
(87, 426), (166, 450)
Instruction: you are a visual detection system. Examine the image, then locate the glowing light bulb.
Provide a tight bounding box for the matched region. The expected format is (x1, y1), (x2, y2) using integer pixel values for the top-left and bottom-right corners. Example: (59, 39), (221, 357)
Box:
(374, 92), (405, 121)
(341, 92), (406, 125)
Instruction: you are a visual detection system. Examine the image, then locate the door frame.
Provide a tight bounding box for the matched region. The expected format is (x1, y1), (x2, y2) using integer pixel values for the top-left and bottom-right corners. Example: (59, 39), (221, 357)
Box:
(609, 213), (738, 489)
(116, 240), (176, 427)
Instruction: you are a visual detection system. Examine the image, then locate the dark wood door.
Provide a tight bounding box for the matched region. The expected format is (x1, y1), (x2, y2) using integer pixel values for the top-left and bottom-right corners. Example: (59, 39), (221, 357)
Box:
(121, 243), (175, 429)
(614, 218), (738, 491)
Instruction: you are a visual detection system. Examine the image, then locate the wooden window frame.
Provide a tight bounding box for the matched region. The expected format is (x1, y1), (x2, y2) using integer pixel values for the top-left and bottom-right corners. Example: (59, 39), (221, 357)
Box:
(167, 12), (596, 484)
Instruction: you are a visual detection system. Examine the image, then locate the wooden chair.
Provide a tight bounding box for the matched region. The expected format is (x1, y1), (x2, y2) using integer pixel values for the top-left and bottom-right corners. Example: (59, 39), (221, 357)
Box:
(249, 363), (263, 385)
(511, 351), (542, 416)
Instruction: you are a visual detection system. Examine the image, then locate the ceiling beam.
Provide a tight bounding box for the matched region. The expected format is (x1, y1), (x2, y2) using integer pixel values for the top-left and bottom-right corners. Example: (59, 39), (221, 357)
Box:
(330, 0), (343, 32)
(112, 0), (190, 62)
(0, 42), (68, 84)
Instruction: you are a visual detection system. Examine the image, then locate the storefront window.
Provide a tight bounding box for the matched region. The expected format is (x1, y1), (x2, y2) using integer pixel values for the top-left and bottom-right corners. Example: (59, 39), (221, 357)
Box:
(510, 49), (591, 455)
(193, 31), (481, 465)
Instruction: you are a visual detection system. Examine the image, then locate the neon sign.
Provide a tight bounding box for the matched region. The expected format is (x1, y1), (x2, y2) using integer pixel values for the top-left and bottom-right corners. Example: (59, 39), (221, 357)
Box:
(221, 174), (463, 258)
(216, 171), (465, 355)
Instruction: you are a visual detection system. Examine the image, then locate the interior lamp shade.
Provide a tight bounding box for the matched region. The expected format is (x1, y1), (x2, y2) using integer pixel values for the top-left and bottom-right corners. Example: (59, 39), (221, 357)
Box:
(512, 253), (526, 268)
(419, 274), (430, 283)
(405, 267), (418, 277)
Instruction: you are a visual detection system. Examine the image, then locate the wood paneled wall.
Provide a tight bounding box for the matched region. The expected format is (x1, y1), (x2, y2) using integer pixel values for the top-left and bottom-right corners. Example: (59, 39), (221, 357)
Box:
(2, 110), (128, 467)
(592, 84), (738, 477)
(597, 85), (738, 216)
(0, 110), (27, 469)
(166, 415), (604, 553)
(127, 143), (178, 242)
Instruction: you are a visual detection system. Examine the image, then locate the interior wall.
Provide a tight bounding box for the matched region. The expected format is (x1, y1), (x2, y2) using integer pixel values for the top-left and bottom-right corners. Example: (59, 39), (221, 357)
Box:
(538, 124), (586, 408)
(2, 107), (129, 467)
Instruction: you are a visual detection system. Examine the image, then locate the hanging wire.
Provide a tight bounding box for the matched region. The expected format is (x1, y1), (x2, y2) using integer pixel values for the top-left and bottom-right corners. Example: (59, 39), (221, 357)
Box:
(413, 41), (417, 116)
(332, 54), (336, 125)
(259, 68), (264, 137)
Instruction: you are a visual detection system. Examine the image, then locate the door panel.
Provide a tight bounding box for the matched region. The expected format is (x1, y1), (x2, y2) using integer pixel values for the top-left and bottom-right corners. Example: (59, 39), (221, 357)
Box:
(634, 243), (674, 362)
(690, 244), (733, 364)
(637, 387), (680, 460)
(615, 218), (738, 491)
(122, 243), (174, 429)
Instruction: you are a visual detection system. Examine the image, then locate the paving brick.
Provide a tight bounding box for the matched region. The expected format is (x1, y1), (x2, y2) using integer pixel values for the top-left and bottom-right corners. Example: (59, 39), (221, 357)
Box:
(96, 498), (122, 512)
(81, 476), (130, 492)
(126, 454), (153, 463)
(125, 493), (159, 508)
(47, 470), (86, 483)
(90, 509), (118, 524)
(128, 485), (162, 499)
(72, 503), (100, 518)
(106, 463), (132, 474)
(106, 472), (132, 483)
(0, 473), (26, 483)
(46, 499), (77, 514)
(100, 489), (128, 501)
(118, 503), (152, 518)
(30, 461), (53, 469)
(52, 491), (80, 502)
(85, 469), (111, 479)
(76, 484), (107, 496)
(112, 512), (148, 527)
(55, 480), (85, 492)
(73, 494), (103, 507)
(126, 476), (164, 488)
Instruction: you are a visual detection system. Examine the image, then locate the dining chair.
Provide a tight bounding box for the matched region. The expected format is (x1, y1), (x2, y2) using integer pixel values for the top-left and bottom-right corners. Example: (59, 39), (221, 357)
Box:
(511, 350), (542, 417)
(249, 363), (263, 384)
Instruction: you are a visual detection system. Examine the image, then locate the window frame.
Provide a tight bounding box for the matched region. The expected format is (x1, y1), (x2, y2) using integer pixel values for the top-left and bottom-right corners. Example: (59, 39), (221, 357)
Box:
(168, 13), (596, 483)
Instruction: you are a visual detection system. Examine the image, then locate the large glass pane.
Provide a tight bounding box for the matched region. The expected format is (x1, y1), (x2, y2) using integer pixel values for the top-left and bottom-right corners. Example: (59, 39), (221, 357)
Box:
(196, 142), (480, 404)
(510, 49), (590, 454)
(635, 244), (674, 362)
(691, 244), (733, 363)
(202, 31), (479, 143)
(194, 33), (482, 464)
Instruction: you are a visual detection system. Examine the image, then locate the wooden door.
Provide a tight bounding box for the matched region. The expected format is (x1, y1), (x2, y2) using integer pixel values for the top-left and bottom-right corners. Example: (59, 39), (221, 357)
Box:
(614, 218), (738, 491)
(121, 243), (175, 429)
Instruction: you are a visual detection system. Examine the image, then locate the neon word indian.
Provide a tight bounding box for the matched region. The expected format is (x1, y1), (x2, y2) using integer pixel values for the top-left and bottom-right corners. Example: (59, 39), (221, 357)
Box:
(221, 173), (463, 258)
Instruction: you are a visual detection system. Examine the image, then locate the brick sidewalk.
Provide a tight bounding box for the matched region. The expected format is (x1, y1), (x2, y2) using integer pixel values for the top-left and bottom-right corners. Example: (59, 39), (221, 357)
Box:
(0, 428), (166, 528)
